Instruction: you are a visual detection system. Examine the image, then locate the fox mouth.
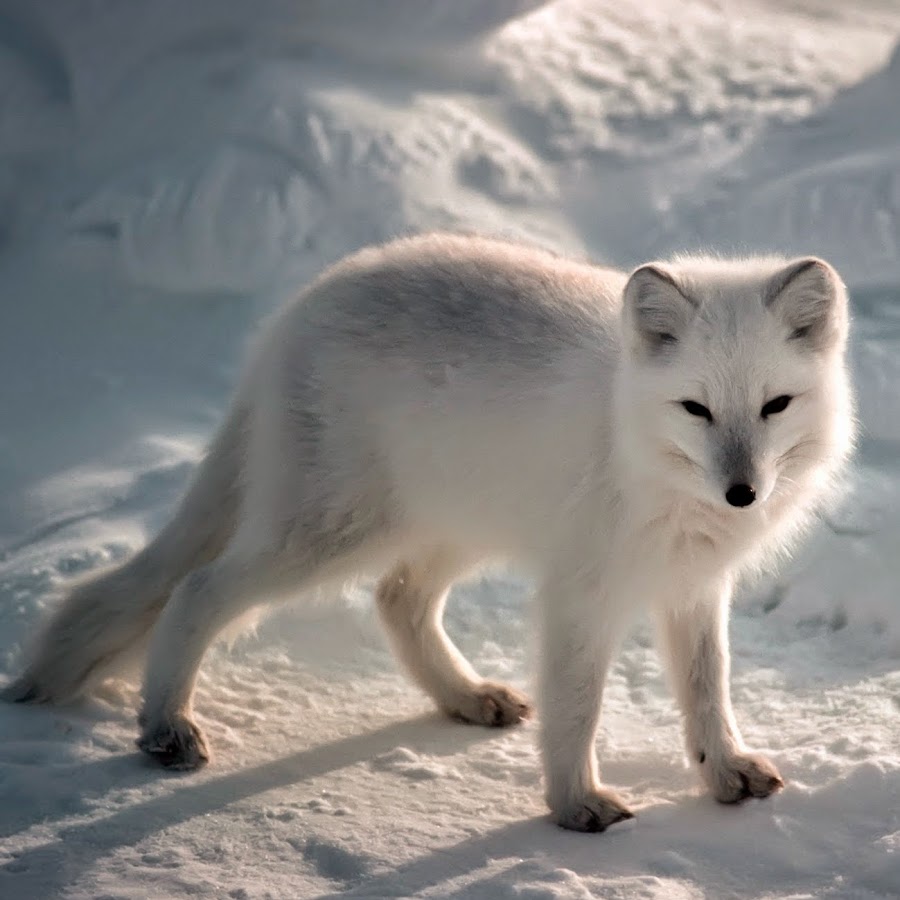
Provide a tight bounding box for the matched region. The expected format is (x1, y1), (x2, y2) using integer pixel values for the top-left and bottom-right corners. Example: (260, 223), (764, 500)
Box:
(660, 444), (777, 511)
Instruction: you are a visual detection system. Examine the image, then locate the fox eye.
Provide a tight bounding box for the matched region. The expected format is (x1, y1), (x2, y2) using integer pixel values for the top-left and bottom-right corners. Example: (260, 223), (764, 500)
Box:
(681, 400), (713, 422)
(761, 395), (792, 418)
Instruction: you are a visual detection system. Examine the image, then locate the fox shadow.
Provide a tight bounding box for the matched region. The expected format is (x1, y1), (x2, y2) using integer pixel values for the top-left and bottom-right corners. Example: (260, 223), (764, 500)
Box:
(0, 710), (527, 897)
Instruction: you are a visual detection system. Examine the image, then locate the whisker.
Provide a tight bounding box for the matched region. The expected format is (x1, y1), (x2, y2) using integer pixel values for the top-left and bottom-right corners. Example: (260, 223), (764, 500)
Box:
(776, 438), (827, 467)
(661, 442), (703, 473)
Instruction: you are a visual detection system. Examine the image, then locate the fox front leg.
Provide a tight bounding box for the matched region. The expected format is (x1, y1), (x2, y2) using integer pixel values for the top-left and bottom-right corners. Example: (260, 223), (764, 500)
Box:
(657, 583), (784, 803)
(538, 577), (635, 832)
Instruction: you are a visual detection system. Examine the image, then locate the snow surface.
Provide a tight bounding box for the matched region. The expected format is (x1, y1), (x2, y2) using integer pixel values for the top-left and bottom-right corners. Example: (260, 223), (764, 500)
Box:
(1, 1), (899, 897)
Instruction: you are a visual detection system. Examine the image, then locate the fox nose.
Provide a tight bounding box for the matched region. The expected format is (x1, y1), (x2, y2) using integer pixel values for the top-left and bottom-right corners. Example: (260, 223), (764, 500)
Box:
(725, 483), (756, 508)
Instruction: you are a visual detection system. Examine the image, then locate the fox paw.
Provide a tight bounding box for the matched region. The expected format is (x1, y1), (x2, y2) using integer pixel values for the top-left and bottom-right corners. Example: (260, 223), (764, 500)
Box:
(1, 670), (84, 705)
(706, 751), (784, 803)
(552, 788), (636, 833)
(137, 714), (210, 770)
(448, 681), (533, 727)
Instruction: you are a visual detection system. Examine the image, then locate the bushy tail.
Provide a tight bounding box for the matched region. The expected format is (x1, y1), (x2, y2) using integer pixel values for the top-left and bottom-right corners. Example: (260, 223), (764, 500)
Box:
(3, 405), (246, 704)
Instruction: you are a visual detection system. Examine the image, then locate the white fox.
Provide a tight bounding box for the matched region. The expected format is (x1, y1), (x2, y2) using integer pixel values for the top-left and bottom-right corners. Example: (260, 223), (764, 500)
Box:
(5, 233), (854, 832)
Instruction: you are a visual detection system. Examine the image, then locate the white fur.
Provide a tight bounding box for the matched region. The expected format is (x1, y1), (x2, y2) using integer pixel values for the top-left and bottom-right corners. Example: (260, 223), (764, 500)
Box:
(5, 233), (854, 831)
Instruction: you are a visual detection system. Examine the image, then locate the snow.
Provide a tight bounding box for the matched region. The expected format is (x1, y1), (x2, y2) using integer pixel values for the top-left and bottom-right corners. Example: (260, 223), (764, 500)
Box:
(1, 0), (899, 897)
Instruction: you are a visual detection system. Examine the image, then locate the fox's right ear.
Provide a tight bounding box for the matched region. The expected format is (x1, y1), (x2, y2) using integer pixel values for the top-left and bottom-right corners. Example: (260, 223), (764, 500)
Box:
(623, 264), (697, 356)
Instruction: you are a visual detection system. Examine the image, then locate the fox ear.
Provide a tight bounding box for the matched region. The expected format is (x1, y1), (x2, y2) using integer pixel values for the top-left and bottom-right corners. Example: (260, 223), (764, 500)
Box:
(623, 263), (697, 356)
(764, 257), (847, 350)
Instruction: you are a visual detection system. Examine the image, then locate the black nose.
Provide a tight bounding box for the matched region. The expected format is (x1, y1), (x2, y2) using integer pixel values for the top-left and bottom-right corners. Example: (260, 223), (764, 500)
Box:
(725, 483), (756, 508)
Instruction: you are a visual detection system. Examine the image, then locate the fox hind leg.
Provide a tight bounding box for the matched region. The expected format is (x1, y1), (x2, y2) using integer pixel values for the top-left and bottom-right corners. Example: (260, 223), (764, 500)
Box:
(376, 550), (532, 727)
(136, 547), (284, 770)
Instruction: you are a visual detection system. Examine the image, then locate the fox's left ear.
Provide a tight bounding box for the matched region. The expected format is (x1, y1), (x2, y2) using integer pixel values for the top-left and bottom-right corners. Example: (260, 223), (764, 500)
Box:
(764, 257), (848, 351)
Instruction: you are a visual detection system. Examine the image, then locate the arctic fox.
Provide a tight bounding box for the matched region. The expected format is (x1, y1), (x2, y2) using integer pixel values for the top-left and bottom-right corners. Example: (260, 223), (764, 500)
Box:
(5, 233), (854, 832)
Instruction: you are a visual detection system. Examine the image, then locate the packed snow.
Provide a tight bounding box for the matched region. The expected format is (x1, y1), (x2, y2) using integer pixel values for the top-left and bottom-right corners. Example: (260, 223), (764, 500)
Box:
(1, 1), (899, 897)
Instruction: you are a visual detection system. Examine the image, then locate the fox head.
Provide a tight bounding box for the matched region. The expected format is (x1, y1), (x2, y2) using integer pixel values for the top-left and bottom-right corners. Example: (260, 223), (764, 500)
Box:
(617, 255), (855, 519)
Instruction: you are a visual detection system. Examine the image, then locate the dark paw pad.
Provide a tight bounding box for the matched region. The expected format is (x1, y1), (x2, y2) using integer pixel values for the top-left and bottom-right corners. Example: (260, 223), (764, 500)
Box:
(479, 686), (533, 727)
(449, 681), (534, 728)
(711, 752), (784, 803)
(137, 718), (210, 771)
(555, 790), (636, 833)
